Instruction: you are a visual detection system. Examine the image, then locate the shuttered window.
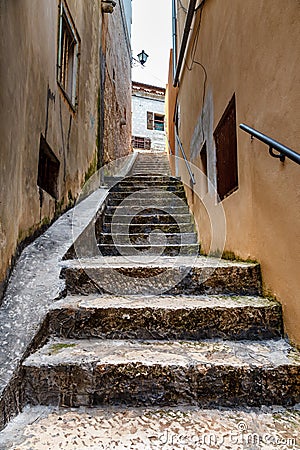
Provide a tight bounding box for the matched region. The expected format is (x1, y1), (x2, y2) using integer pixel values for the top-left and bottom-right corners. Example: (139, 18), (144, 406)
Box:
(154, 114), (165, 131)
(147, 112), (165, 131)
(57, 1), (80, 109)
(132, 136), (151, 150)
(147, 111), (154, 130)
(214, 94), (238, 201)
(37, 135), (60, 199)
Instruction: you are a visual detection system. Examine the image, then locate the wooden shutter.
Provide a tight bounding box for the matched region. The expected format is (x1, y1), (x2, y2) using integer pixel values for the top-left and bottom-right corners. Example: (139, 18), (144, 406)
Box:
(214, 94), (238, 201)
(147, 111), (153, 130)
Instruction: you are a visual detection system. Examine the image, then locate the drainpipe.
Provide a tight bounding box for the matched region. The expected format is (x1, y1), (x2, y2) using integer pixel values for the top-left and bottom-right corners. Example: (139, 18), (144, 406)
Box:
(172, 0), (177, 80)
(173, 0), (204, 87)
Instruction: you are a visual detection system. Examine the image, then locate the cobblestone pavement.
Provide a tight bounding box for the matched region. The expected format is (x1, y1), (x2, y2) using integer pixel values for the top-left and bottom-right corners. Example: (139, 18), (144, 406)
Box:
(1, 405), (299, 450)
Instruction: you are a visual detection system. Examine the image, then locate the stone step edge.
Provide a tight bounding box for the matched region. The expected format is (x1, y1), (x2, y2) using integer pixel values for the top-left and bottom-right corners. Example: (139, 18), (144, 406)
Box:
(22, 338), (300, 407)
(60, 259), (262, 296)
(49, 293), (281, 310)
(106, 206), (190, 211)
(23, 338), (300, 368)
(104, 214), (192, 218)
(99, 235), (197, 243)
(47, 294), (283, 340)
(102, 223), (194, 226)
(97, 244), (199, 249)
(99, 232), (197, 237)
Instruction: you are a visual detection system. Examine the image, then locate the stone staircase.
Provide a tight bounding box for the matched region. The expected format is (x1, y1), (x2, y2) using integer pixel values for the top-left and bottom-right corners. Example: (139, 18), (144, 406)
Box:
(21, 152), (300, 410)
(97, 174), (198, 257)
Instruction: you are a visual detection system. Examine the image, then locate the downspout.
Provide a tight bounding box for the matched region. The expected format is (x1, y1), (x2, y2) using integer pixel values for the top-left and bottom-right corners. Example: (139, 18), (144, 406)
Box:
(173, 0), (205, 87)
(172, 0), (177, 80)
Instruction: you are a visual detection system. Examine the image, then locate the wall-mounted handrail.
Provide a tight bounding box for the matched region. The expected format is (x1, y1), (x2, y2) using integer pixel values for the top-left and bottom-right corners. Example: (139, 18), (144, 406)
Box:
(239, 123), (300, 166)
(175, 131), (196, 184)
(166, 137), (173, 155)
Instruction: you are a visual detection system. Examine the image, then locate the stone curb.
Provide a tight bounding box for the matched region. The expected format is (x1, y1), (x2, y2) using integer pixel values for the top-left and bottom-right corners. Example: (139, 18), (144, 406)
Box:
(0, 189), (108, 430)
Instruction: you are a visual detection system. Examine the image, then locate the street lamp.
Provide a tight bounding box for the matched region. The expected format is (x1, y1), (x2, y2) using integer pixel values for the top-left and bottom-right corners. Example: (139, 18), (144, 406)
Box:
(137, 50), (149, 66)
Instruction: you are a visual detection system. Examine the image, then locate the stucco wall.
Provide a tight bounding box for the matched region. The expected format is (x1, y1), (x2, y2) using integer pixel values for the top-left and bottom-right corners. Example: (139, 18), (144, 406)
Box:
(132, 86), (166, 151)
(102, 0), (132, 163)
(169, 0), (300, 346)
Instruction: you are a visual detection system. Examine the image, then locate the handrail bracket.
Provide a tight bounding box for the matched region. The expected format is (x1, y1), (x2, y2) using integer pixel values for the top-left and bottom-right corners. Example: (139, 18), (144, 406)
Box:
(269, 146), (285, 163)
(239, 123), (300, 166)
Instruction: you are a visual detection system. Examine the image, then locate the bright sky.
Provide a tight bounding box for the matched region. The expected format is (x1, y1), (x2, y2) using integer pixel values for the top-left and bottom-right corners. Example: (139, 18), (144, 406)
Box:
(131, 0), (172, 88)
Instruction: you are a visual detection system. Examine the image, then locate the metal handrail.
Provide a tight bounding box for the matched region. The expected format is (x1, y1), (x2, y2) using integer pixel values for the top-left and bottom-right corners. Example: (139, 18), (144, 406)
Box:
(240, 123), (300, 165)
(166, 137), (173, 155)
(175, 131), (196, 184)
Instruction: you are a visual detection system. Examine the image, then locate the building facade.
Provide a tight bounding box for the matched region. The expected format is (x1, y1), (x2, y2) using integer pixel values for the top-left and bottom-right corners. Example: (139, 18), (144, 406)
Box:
(167, 0), (300, 346)
(132, 82), (166, 151)
(0, 0), (132, 299)
(101, 0), (132, 164)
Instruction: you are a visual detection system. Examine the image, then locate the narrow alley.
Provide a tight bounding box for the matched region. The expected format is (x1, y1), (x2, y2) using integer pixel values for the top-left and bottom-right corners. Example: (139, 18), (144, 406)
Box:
(1, 151), (300, 449)
(1, 0), (300, 449)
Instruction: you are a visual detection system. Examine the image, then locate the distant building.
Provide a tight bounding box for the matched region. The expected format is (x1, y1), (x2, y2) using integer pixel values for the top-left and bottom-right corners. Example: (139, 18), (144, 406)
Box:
(132, 82), (166, 151)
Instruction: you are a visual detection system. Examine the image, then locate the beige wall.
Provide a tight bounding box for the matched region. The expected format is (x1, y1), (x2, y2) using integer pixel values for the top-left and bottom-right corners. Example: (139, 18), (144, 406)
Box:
(165, 50), (178, 175)
(169, 0), (300, 346)
(0, 0), (132, 297)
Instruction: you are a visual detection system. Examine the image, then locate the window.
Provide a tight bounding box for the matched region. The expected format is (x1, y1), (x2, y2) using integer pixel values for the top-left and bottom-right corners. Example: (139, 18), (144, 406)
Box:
(154, 113), (165, 131)
(57, 1), (80, 109)
(214, 94), (238, 201)
(147, 112), (165, 131)
(37, 135), (60, 199)
(147, 111), (154, 130)
(132, 136), (151, 150)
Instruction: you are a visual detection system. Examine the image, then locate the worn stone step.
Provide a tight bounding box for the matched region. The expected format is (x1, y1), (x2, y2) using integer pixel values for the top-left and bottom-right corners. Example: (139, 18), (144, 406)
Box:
(101, 222), (195, 234)
(131, 171), (171, 176)
(132, 164), (170, 167)
(125, 175), (180, 183)
(107, 196), (188, 206)
(104, 213), (193, 224)
(110, 185), (185, 193)
(22, 338), (300, 408)
(133, 163), (169, 170)
(99, 232), (198, 245)
(113, 177), (181, 184)
(131, 164), (170, 168)
(61, 256), (262, 296)
(106, 205), (190, 215)
(116, 180), (182, 188)
(97, 243), (199, 257)
(108, 190), (186, 200)
(48, 294), (283, 341)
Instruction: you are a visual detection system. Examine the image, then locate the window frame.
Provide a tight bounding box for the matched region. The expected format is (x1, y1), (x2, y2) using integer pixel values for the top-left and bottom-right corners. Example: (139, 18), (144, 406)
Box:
(214, 94), (239, 201)
(154, 113), (165, 132)
(132, 136), (151, 150)
(57, 1), (80, 110)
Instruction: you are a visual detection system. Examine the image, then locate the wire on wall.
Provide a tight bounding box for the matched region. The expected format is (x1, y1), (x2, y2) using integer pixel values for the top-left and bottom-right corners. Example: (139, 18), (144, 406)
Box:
(178, 0), (188, 13)
(184, 4), (207, 144)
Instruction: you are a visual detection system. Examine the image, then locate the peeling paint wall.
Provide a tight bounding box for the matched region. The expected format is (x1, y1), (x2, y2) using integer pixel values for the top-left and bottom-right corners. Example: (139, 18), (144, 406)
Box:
(0, 0), (132, 299)
(168, 0), (300, 346)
